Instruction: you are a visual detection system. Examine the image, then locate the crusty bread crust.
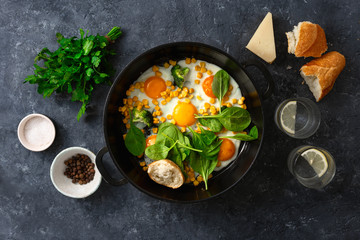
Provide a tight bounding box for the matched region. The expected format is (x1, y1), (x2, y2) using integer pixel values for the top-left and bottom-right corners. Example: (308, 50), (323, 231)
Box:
(300, 51), (346, 101)
(287, 21), (328, 58)
(147, 159), (184, 189)
(295, 22), (318, 57)
(301, 24), (328, 58)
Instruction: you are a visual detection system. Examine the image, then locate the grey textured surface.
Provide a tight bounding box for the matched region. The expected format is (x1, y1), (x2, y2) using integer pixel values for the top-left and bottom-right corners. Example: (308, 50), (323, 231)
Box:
(1, 0), (360, 239)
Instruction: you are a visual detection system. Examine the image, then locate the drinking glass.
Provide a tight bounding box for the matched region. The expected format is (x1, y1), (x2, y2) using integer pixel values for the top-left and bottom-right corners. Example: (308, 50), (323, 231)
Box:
(274, 97), (321, 139)
(287, 145), (336, 189)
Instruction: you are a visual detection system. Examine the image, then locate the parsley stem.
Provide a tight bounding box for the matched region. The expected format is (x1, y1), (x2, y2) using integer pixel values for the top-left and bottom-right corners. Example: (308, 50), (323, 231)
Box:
(106, 27), (122, 41)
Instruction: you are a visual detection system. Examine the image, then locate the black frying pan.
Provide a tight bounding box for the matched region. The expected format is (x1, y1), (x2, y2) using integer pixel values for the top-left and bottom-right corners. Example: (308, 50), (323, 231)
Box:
(96, 42), (273, 203)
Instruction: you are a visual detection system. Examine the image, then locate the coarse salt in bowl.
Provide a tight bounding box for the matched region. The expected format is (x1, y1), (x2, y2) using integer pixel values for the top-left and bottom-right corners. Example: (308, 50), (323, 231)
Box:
(17, 113), (56, 151)
(50, 147), (102, 198)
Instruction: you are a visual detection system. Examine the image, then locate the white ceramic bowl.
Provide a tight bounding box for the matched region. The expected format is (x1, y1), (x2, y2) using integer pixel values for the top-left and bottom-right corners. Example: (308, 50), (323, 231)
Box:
(17, 113), (56, 151)
(50, 147), (102, 198)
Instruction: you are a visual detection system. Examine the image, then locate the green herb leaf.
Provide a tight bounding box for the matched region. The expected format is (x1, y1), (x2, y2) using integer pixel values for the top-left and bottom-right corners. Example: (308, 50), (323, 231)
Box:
(212, 70), (230, 113)
(145, 141), (177, 160)
(196, 107), (251, 132)
(198, 118), (223, 132)
(125, 115), (146, 156)
(220, 126), (258, 141)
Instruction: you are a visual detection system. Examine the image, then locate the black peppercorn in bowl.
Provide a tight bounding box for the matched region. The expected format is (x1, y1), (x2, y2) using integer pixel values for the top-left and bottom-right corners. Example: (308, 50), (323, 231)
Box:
(50, 147), (102, 198)
(96, 42), (274, 203)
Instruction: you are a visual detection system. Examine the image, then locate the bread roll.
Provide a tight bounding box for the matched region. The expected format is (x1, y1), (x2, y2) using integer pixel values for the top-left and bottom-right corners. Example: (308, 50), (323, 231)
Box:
(300, 51), (346, 101)
(147, 159), (184, 189)
(286, 21), (328, 58)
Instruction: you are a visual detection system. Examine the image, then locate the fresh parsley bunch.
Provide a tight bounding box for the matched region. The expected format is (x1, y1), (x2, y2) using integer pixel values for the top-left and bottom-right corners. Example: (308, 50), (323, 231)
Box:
(25, 27), (122, 120)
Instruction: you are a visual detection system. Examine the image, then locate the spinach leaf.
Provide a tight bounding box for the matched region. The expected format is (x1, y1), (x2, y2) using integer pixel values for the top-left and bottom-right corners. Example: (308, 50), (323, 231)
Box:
(125, 122), (146, 157)
(220, 126), (258, 141)
(212, 70), (230, 113)
(188, 152), (218, 190)
(145, 140), (178, 160)
(198, 118), (223, 132)
(195, 107), (251, 132)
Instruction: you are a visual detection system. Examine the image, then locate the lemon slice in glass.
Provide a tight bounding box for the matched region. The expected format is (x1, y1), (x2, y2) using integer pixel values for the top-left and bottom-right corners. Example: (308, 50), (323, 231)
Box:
(301, 148), (328, 177)
(280, 101), (297, 134)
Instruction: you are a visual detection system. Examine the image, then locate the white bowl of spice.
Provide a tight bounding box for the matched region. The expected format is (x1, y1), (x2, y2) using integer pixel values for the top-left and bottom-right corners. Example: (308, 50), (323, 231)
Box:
(17, 113), (56, 151)
(50, 147), (102, 198)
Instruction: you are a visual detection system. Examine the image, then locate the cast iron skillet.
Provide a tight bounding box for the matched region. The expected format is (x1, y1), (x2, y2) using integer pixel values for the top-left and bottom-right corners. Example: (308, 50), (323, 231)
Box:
(96, 42), (274, 203)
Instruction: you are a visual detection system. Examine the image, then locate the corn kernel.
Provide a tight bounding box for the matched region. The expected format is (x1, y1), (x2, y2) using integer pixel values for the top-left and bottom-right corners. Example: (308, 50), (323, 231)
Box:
(140, 88), (145, 93)
(140, 82), (145, 87)
(122, 118), (128, 124)
(134, 82), (141, 89)
(185, 58), (191, 64)
(137, 105), (142, 110)
(173, 91), (179, 97)
(152, 112), (157, 117)
(191, 58), (196, 63)
(178, 94), (184, 99)
(199, 109), (205, 114)
(152, 65), (159, 72)
(210, 106), (216, 113)
(165, 80), (172, 87)
(157, 111), (163, 116)
(162, 99), (168, 105)
(142, 166), (148, 171)
(210, 98), (216, 104)
(197, 72), (203, 79)
(196, 96), (202, 101)
(203, 112), (209, 116)
(226, 102), (232, 108)
(181, 127), (186, 133)
(207, 70), (213, 75)
(195, 80), (200, 85)
(196, 176), (203, 182)
(238, 99), (244, 105)
(199, 62), (206, 67)
(155, 71), (162, 77)
(160, 117), (166, 123)
(208, 174), (213, 179)
(171, 85), (175, 90)
(171, 119), (176, 124)
(232, 98), (237, 104)
(241, 96), (245, 101)
(167, 114), (173, 120)
(153, 118), (159, 124)
(216, 161), (221, 167)
(184, 98), (190, 104)
(190, 177), (195, 182)
(242, 104), (247, 110)
(123, 99), (128, 105)
(204, 102), (210, 109)
(160, 91), (167, 96)
(169, 60), (177, 66)
(189, 88), (194, 94)
(139, 161), (146, 167)
(229, 84), (233, 91)
(200, 67), (207, 73)
(132, 96), (138, 102)
(193, 180), (199, 186)
(223, 96), (229, 101)
(176, 88), (182, 92)
(182, 87), (189, 93)
(155, 105), (160, 111)
(123, 134), (126, 140)
(127, 99), (133, 105)
(152, 99), (159, 105)
(152, 128), (158, 134)
(126, 90), (131, 96)
(195, 65), (201, 71)
(163, 62), (170, 68)
(189, 94), (194, 99)
(126, 123), (130, 129)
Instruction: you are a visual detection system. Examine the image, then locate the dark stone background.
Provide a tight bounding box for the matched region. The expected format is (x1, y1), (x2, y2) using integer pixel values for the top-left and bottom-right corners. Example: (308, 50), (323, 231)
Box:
(1, 0), (359, 239)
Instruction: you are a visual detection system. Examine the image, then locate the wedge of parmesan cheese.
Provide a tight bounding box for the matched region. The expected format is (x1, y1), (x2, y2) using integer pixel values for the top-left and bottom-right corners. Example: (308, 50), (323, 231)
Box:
(246, 12), (276, 64)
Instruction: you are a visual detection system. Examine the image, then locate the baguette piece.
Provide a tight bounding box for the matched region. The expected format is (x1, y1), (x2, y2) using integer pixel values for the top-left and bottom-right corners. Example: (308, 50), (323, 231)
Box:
(286, 21), (328, 58)
(300, 51), (346, 102)
(147, 159), (184, 189)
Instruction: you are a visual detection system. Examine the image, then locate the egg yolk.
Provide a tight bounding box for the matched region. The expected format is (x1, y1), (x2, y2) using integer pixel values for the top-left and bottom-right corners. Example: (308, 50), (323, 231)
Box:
(202, 75), (217, 98)
(144, 76), (167, 99)
(173, 102), (198, 127)
(146, 135), (157, 148)
(217, 138), (235, 161)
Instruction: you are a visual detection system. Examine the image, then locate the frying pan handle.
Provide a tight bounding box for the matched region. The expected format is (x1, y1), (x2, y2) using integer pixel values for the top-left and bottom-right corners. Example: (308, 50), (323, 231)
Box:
(242, 59), (274, 100)
(95, 147), (128, 186)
